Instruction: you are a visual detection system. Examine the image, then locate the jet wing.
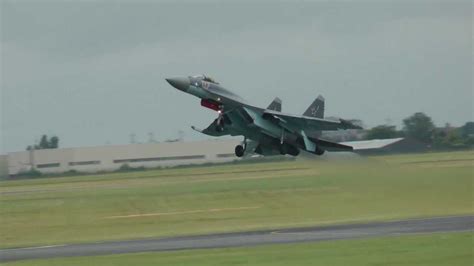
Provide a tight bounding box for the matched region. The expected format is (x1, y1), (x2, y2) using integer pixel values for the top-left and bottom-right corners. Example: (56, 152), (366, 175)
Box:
(262, 110), (362, 131)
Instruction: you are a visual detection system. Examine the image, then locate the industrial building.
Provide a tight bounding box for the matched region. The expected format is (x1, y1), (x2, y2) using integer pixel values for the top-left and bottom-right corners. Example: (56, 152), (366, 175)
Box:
(6, 139), (240, 176)
(3, 138), (427, 177)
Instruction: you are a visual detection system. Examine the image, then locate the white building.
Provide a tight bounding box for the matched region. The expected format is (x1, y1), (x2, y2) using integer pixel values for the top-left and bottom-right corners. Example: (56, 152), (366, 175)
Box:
(6, 139), (240, 176)
(4, 138), (424, 177)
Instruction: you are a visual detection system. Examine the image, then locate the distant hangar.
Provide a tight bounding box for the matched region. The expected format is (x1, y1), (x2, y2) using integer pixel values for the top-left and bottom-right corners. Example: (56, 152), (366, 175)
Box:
(3, 138), (428, 176)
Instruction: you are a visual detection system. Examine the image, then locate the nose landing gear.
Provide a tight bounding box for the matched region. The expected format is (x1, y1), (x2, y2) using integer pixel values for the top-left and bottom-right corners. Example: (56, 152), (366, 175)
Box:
(214, 110), (225, 132)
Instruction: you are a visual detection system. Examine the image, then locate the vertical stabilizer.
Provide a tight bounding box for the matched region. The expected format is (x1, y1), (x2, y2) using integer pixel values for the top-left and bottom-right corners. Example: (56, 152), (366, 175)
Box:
(267, 97), (282, 112)
(303, 95), (325, 118)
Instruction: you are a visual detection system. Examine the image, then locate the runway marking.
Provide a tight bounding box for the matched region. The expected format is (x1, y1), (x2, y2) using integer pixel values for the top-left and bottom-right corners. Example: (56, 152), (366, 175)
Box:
(105, 206), (262, 219)
(7, 245), (66, 251)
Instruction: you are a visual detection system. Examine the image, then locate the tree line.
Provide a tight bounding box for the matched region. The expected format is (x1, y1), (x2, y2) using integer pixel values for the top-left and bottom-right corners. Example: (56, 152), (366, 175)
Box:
(365, 112), (473, 149)
(26, 112), (473, 151)
(26, 135), (59, 150)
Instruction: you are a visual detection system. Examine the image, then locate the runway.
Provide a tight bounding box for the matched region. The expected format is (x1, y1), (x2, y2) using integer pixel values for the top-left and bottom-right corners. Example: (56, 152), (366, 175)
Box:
(1, 215), (472, 262)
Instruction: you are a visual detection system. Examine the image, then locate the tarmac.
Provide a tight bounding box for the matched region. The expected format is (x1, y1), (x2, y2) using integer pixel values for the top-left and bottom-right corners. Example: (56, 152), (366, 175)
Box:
(1, 215), (472, 262)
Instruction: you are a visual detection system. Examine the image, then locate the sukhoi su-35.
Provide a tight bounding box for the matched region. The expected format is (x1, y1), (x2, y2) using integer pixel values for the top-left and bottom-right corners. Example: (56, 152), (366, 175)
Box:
(167, 75), (362, 157)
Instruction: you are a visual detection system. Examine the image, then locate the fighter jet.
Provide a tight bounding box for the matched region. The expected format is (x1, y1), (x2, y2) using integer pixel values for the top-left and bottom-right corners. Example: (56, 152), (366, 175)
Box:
(166, 75), (362, 157)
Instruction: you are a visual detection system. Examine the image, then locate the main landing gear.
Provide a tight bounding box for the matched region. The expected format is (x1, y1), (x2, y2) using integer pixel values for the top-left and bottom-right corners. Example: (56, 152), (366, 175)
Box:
(234, 137), (247, 157)
(314, 147), (325, 156)
(235, 145), (245, 157)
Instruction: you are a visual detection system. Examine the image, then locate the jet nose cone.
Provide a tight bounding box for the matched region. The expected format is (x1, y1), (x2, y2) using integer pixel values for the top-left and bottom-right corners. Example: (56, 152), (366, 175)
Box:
(166, 77), (190, 92)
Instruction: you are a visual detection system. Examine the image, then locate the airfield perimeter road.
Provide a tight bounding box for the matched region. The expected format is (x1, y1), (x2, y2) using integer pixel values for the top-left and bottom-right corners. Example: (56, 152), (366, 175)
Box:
(1, 215), (472, 262)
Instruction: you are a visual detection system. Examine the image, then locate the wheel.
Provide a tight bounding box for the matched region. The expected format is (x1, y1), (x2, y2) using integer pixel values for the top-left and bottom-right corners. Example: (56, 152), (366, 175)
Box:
(314, 147), (325, 156)
(235, 145), (245, 157)
(279, 143), (289, 155)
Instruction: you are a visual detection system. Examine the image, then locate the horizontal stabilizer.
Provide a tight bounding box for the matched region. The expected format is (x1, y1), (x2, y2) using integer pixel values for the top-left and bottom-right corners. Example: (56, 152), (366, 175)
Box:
(267, 97), (282, 112)
(303, 95), (325, 119)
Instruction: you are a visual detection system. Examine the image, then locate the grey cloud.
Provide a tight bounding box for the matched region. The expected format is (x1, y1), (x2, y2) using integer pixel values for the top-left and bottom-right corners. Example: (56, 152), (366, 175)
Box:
(1, 0), (472, 153)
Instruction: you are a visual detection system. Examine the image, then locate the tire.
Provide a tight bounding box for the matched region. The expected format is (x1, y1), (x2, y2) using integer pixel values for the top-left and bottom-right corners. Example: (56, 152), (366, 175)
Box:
(235, 145), (245, 157)
(315, 147), (325, 156)
(279, 145), (287, 155)
(281, 144), (299, 156)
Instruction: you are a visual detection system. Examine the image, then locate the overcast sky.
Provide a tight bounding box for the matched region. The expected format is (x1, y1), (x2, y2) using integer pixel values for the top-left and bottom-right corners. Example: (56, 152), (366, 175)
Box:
(1, 0), (472, 153)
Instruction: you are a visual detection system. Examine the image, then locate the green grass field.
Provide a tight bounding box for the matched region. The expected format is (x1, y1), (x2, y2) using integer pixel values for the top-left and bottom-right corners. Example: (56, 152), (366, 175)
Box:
(6, 232), (473, 266)
(0, 151), (473, 251)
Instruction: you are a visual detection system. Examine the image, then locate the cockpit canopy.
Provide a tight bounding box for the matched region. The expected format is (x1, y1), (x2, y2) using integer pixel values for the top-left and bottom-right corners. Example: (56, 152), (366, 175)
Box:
(192, 74), (219, 84)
